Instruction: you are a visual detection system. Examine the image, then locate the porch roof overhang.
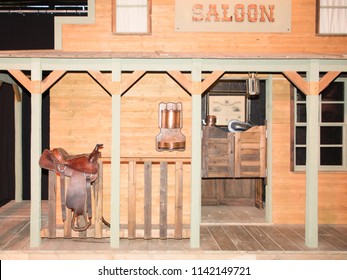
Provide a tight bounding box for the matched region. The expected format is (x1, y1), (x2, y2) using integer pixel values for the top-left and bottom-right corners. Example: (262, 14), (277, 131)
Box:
(0, 50), (347, 73)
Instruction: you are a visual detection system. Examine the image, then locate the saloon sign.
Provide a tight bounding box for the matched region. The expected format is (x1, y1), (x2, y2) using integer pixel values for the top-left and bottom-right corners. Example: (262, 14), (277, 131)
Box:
(175, 0), (291, 32)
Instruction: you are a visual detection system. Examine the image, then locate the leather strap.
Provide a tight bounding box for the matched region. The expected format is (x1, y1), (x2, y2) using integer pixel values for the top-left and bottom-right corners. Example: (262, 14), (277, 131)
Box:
(85, 173), (92, 221)
(60, 173), (66, 221)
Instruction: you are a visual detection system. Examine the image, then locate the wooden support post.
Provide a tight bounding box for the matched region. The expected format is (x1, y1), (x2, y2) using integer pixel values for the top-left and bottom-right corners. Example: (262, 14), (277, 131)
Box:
(128, 161), (136, 239)
(29, 59), (42, 247)
(305, 93), (319, 247)
(265, 76), (273, 223)
(174, 162), (183, 239)
(94, 160), (103, 238)
(110, 61), (121, 248)
(160, 161), (168, 239)
(144, 161), (152, 239)
(190, 61), (202, 248)
(48, 170), (56, 238)
(13, 84), (23, 202)
(305, 61), (320, 248)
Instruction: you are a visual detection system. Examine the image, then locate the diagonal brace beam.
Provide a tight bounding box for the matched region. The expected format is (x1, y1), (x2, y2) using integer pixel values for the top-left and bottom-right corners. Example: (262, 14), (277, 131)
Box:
(283, 71), (341, 95)
(8, 69), (66, 94)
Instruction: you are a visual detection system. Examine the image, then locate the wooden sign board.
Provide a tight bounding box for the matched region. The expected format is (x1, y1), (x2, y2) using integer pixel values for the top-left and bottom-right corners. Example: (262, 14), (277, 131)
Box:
(175, 0), (291, 33)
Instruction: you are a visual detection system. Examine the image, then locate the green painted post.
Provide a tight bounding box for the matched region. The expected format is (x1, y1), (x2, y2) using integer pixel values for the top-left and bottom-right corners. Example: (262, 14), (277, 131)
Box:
(265, 76), (273, 223)
(30, 59), (42, 247)
(305, 60), (320, 248)
(190, 61), (202, 248)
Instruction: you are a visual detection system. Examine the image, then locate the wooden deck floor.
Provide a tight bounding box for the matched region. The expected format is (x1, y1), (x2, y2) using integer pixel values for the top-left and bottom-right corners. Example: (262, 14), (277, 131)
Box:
(1, 201), (347, 260)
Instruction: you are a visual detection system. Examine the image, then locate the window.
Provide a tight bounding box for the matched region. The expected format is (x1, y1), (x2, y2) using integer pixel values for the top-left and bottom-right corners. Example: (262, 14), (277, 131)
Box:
(113, 0), (151, 34)
(317, 0), (347, 35)
(293, 80), (347, 171)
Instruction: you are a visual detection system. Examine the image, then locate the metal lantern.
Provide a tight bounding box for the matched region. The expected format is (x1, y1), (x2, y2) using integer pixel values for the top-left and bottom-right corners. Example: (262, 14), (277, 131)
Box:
(156, 102), (186, 151)
(246, 72), (260, 97)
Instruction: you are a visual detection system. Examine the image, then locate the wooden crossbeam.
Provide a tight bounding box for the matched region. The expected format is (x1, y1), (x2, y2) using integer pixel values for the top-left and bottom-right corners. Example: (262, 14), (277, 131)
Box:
(41, 70), (66, 94)
(121, 70), (146, 94)
(8, 70), (32, 93)
(167, 71), (192, 93)
(283, 71), (341, 95)
(168, 70), (225, 95)
(319, 71), (341, 92)
(88, 70), (146, 95)
(8, 69), (66, 94)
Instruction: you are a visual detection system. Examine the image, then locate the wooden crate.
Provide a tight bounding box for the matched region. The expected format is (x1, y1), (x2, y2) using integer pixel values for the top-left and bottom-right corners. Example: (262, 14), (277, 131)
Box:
(202, 125), (266, 178)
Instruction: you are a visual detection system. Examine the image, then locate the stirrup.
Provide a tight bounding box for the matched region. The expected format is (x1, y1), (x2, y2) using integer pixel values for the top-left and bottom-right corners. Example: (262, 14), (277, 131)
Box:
(71, 212), (92, 232)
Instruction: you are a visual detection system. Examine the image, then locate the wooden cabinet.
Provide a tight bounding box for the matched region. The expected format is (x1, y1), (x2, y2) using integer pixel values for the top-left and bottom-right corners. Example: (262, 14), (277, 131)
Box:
(201, 125), (266, 207)
(202, 125), (266, 178)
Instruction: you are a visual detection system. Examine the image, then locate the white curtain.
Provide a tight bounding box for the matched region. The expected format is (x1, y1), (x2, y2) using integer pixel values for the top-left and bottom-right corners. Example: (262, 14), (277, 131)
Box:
(116, 0), (148, 33)
(319, 0), (347, 34)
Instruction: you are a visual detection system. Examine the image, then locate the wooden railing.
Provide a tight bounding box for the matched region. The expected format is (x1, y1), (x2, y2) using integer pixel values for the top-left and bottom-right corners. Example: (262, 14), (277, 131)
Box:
(121, 157), (191, 239)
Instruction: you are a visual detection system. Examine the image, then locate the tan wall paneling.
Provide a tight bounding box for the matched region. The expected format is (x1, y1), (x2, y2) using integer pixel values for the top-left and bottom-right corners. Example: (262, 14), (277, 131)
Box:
(60, 0), (347, 55)
(271, 77), (306, 224)
(50, 72), (347, 229)
(271, 76), (347, 224)
(50, 72), (191, 231)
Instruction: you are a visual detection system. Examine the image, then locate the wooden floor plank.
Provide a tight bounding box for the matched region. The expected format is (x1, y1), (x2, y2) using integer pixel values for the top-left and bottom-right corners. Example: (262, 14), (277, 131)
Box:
(0, 219), (29, 249)
(273, 225), (314, 251)
(200, 226), (220, 251)
(1, 221), (30, 250)
(256, 226), (300, 251)
(320, 225), (347, 245)
(223, 226), (253, 251)
(243, 226), (283, 251)
(290, 224), (340, 251)
(227, 226), (265, 251)
(208, 226), (238, 251)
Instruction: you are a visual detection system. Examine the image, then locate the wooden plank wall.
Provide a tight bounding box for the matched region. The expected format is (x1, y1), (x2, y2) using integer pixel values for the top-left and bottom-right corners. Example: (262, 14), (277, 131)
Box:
(60, 0), (347, 55)
(50, 72), (191, 230)
(50, 73), (347, 227)
(271, 76), (347, 224)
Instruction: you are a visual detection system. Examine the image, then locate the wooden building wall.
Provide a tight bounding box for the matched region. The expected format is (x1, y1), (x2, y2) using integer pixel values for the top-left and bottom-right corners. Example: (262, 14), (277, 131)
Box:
(271, 76), (347, 224)
(60, 0), (347, 55)
(48, 0), (347, 226)
(50, 72), (192, 228)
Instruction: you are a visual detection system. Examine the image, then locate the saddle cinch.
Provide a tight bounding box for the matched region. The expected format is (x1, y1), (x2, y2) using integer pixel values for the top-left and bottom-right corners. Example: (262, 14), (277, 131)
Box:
(39, 144), (103, 232)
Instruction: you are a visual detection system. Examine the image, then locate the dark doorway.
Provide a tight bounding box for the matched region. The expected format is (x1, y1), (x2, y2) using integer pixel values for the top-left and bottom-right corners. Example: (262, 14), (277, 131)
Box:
(0, 83), (15, 206)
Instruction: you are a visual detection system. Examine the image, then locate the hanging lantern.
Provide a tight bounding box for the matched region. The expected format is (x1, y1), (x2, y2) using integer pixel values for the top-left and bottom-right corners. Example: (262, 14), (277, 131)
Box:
(156, 102), (186, 151)
(246, 72), (260, 97)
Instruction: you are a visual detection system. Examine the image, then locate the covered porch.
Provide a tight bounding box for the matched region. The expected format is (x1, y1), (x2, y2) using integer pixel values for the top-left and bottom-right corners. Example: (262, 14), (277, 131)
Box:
(1, 51), (347, 250)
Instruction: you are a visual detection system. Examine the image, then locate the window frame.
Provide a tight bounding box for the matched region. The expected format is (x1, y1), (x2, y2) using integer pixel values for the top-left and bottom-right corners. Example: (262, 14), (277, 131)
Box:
(292, 78), (347, 172)
(112, 0), (152, 35)
(316, 0), (347, 35)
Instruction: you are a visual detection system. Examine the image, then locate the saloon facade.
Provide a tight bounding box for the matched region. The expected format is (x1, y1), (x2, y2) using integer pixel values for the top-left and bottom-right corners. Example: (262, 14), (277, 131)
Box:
(1, 0), (347, 249)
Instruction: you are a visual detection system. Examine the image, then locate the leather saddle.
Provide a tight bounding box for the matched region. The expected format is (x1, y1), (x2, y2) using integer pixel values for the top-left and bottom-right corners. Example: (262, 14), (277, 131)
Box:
(39, 144), (103, 232)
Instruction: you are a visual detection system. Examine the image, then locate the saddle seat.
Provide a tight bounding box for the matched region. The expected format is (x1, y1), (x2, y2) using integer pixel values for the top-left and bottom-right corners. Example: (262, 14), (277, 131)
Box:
(52, 146), (100, 175)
